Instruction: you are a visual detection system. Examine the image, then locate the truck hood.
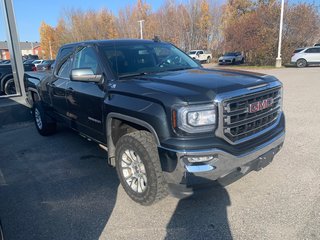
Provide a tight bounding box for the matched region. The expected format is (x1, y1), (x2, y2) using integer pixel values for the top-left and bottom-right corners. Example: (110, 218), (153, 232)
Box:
(113, 68), (278, 103)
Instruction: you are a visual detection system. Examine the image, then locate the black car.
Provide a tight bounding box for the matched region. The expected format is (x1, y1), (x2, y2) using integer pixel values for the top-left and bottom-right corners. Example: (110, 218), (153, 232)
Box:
(36, 60), (55, 71)
(0, 60), (10, 65)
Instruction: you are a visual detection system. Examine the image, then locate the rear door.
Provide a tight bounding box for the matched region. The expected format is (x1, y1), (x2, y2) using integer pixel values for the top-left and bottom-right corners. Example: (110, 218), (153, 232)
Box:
(304, 48), (318, 63)
(314, 48), (320, 63)
(47, 56), (73, 119)
(65, 45), (106, 142)
(198, 50), (205, 61)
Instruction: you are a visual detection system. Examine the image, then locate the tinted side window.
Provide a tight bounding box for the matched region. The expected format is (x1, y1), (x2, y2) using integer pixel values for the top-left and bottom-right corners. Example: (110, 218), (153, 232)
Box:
(198, 51), (204, 54)
(315, 48), (320, 53)
(58, 47), (74, 59)
(73, 47), (100, 74)
(57, 58), (72, 78)
(305, 48), (317, 53)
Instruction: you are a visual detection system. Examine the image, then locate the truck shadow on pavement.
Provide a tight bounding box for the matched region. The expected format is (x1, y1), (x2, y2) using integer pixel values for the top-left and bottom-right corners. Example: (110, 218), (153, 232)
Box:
(0, 124), (119, 240)
(165, 180), (233, 240)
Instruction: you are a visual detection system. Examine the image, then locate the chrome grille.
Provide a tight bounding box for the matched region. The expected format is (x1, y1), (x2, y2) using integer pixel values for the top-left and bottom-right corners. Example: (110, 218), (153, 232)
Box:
(222, 87), (282, 143)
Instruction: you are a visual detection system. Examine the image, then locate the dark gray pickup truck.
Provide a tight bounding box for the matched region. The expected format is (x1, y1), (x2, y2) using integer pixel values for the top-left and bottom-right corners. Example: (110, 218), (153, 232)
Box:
(0, 63), (34, 95)
(25, 39), (285, 205)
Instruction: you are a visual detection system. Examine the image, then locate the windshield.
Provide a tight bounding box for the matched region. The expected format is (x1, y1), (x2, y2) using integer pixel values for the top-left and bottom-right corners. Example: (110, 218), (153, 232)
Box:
(224, 52), (237, 56)
(42, 60), (53, 64)
(100, 42), (199, 78)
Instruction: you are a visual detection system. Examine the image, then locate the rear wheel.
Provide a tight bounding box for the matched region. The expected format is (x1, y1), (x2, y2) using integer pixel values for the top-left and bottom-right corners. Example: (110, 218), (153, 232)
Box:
(115, 131), (167, 205)
(206, 56), (211, 63)
(296, 59), (307, 68)
(4, 78), (16, 95)
(33, 102), (56, 136)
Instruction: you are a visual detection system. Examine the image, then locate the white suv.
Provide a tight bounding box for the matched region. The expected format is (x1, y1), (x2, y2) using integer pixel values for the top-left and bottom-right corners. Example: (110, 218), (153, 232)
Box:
(291, 46), (320, 68)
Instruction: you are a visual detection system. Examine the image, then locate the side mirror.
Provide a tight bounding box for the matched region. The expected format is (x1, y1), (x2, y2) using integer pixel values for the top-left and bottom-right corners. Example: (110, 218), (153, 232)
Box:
(70, 68), (101, 82)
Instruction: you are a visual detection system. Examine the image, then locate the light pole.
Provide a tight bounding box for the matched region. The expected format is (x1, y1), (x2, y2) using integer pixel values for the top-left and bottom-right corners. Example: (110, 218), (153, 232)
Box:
(276, 0), (285, 68)
(49, 40), (53, 60)
(138, 20), (144, 39)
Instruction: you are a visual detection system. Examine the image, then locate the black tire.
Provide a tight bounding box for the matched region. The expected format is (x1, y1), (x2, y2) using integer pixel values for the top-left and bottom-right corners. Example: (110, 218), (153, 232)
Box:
(240, 58), (244, 64)
(33, 102), (56, 136)
(115, 131), (168, 205)
(296, 58), (307, 68)
(4, 78), (16, 95)
(232, 59), (236, 65)
(0, 220), (4, 240)
(206, 56), (211, 63)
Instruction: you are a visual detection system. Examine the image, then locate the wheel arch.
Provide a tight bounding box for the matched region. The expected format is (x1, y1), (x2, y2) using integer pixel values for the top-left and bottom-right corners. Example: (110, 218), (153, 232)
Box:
(106, 112), (160, 166)
(0, 74), (13, 92)
(27, 87), (41, 107)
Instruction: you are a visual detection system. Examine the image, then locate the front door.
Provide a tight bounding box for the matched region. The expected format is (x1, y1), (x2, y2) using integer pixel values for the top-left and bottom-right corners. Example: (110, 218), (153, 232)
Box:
(66, 46), (106, 142)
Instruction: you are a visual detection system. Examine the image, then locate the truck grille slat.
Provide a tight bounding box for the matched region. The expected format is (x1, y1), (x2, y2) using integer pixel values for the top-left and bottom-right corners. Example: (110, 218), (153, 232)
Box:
(222, 87), (282, 143)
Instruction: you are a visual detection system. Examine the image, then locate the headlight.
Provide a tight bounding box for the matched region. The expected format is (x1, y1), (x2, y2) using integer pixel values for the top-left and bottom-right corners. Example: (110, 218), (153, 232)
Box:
(174, 104), (216, 133)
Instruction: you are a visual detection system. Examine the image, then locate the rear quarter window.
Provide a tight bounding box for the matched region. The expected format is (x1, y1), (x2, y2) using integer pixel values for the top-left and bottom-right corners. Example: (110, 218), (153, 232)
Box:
(294, 49), (304, 53)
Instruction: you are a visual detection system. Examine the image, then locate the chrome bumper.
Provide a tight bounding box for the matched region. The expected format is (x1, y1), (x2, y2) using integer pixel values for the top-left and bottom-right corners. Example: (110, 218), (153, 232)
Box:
(180, 131), (285, 174)
(160, 131), (285, 195)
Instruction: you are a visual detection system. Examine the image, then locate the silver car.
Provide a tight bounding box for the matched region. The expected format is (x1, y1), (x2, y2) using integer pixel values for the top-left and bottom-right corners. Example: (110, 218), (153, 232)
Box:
(291, 46), (320, 68)
(218, 52), (244, 65)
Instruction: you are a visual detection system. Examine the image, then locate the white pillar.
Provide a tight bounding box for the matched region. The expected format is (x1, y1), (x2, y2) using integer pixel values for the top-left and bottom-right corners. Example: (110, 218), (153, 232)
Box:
(276, 0), (285, 68)
(0, 0), (26, 97)
(138, 20), (144, 39)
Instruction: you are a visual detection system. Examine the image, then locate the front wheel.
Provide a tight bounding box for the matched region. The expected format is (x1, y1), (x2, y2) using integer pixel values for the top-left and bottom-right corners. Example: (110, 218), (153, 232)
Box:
(206, 56), (211, 63)
(33, 102), (56, 136)
(115, 131), (168, 205)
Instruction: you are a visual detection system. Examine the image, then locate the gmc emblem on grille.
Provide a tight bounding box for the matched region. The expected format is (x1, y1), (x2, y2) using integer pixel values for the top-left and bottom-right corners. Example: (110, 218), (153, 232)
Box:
(248, 98), (274, 113)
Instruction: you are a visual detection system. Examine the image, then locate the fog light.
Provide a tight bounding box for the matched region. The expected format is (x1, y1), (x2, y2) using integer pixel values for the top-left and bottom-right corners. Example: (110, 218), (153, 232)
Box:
(187, 155), (214, 163)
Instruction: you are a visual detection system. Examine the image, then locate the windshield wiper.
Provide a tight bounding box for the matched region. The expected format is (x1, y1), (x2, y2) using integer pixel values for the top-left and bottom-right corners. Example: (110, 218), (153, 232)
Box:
(165, 67), (194, 72)
(118, 72), (149, 79)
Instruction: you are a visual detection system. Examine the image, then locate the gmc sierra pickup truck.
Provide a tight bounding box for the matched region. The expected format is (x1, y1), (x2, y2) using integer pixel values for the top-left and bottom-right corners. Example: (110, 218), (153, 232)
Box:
(25, 39), (285, 205)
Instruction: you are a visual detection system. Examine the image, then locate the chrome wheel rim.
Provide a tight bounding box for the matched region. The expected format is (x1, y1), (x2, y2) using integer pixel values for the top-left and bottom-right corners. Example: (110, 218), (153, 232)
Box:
(34, 108), (43, 130)
(297, 60), (305, 67)
(121, 149), (147, 193)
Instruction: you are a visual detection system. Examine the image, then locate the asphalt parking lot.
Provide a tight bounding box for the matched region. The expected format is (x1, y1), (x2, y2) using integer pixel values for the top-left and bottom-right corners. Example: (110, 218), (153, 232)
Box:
(0, 67), (319, 240)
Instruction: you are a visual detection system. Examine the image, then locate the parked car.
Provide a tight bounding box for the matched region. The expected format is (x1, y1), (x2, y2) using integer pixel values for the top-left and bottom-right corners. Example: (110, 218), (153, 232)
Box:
(218, 52), (244, 65)
(36, 60), (55, 71)
(0, 63), (35, 95)
(32, 59), (44, 67)
(0, 60), (11, 65)
(25, 39), (285, 205)
(314, 43), (320, 47)
(291, 46), (320, 68)
(188, 50), (212, 63)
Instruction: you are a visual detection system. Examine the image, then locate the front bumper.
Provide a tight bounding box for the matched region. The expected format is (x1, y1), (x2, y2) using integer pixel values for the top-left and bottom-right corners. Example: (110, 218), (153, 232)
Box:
(158, 131), (285, 197)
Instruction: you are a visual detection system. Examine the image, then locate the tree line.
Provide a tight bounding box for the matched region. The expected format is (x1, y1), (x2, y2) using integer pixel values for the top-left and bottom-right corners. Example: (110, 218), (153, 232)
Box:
(39, 0), (320, 65)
